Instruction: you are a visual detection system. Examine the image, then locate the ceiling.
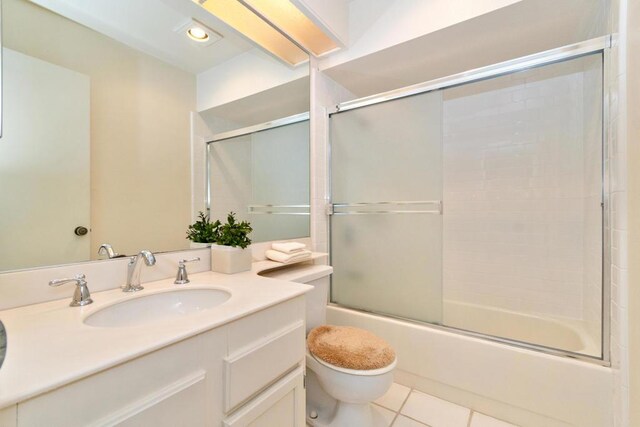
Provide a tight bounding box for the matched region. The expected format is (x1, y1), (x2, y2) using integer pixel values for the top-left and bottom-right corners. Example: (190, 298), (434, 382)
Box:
(200, 76), (310, 127)
(30, 0), (257, 74)
(324, 0), (608, 97)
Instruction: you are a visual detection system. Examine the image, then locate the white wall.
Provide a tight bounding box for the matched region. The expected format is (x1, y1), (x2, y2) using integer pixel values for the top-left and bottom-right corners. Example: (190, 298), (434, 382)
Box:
(197, 48), (308, 112)
(610, 0), (631, 424)
(320, 0), (609, 98)
(625, 0), (640, 422)
(318, 0), (523, 71)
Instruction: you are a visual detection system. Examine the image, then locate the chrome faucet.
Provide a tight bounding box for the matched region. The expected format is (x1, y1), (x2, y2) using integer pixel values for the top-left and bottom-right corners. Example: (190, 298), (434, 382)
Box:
(174, 257), (200, 285)
(49, 274), (93, 306)
(98, 243), (119, 259)
(123, 250), (156, 292)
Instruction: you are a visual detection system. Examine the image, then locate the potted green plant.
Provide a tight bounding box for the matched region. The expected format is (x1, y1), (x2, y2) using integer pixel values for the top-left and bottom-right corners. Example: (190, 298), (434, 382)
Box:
(186, 212), (220, 248)
(210, 212), (253, 274)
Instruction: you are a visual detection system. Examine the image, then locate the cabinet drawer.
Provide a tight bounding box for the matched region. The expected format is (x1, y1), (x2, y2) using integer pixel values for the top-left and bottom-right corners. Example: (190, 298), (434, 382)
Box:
(226, 297), (305, 355)
(223, 367), (305, 427)
(225, 321), (305, 413)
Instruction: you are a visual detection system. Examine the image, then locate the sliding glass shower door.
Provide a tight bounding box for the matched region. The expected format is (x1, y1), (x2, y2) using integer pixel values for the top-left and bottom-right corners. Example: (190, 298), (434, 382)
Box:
(330, 92), (444, 324)
(329, 48), (605, 359)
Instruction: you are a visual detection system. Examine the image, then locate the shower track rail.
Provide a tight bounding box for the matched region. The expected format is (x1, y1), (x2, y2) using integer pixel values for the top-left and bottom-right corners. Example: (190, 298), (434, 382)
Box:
(330, 35), (611, 114)
(326, 35), (613, 366)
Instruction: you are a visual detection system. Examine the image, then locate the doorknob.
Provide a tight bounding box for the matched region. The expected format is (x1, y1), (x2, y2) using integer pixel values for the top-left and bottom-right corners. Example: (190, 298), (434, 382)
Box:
(74, 226), (89, 236)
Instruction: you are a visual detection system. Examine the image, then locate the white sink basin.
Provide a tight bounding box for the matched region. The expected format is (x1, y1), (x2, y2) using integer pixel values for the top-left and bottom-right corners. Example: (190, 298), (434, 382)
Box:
(84, 288), (231, 328)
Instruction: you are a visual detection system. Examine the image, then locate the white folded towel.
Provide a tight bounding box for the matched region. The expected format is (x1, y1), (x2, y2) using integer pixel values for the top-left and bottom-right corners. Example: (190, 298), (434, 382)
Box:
(265, 249), (312, 264)
(271, 242), (307, 254)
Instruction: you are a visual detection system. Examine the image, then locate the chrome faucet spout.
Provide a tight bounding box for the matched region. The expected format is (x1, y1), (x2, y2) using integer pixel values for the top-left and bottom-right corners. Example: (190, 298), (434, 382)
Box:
(122, 250), (156, 292)
(98, 243), (119, 259)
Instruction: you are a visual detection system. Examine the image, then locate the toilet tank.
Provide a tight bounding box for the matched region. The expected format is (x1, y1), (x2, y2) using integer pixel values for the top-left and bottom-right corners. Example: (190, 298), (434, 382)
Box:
(259, 264), (333, 333)
(304, 276), (330, 333)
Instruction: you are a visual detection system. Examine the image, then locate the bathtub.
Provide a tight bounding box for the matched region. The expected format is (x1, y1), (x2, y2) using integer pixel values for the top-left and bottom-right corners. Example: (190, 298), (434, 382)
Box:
(442, 300), (600, 358)
(327, 304), (613, 427)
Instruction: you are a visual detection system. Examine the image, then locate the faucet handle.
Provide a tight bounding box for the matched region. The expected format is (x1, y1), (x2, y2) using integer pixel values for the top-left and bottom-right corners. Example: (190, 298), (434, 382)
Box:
(175, 257), (200, 285)
(49, 274), (93, 307)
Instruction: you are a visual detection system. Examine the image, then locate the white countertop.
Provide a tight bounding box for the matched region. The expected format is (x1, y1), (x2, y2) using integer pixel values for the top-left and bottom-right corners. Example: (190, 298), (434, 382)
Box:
(0, 262), (317, 408)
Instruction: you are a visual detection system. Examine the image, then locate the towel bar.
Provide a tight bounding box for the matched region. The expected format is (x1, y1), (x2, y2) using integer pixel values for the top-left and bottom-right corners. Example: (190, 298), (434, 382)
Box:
(327, 201), (442, 215)
(247, 204), (310, 215)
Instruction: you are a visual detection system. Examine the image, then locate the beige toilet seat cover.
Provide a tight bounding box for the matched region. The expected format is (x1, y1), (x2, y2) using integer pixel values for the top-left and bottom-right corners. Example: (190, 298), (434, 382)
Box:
(307, 325), (396, 370)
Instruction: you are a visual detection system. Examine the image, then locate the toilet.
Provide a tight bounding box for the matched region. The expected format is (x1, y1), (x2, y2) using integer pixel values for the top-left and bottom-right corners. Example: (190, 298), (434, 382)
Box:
(306, 326), (397, 426)
(267, 264), (396, 427)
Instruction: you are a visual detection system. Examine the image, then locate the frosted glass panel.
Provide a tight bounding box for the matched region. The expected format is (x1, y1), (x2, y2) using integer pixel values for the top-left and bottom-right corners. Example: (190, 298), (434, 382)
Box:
(330, 92), (443, 323)
(332, 215), (442, 322)
(208, 120), (309, 242)
(441, 54), (603, 357)
(331, 94), (442, 202)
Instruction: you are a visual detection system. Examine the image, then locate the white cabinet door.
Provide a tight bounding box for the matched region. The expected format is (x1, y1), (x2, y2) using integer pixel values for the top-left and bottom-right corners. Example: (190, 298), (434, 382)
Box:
(224, 367), (305, 427)
(17, 328), (226, 427)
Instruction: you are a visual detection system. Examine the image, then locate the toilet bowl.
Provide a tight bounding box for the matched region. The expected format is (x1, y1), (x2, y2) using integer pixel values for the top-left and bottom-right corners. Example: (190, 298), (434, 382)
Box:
(306, 349), (396, 426)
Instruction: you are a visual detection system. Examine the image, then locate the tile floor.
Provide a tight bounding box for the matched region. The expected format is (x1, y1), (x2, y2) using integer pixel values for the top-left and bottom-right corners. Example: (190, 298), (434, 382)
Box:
(371, 383), (518, 427)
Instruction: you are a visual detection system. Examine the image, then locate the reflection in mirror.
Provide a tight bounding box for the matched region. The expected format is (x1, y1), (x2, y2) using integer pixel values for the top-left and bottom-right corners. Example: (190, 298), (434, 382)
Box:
(0, 0), (309, 271)
(207, 115), (310, 243)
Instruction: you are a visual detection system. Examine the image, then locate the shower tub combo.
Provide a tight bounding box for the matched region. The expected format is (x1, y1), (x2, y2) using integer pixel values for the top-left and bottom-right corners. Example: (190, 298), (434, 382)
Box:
(325, 36), (613, 427)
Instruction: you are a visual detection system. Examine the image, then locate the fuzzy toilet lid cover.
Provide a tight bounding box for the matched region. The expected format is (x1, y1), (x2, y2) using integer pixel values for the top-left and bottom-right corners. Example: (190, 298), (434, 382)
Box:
(307, 325), (396, 370)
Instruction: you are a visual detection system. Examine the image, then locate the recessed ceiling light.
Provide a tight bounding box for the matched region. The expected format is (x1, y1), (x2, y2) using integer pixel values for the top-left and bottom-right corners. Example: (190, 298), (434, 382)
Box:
(187, 26), (209, 42)
(174, 19), (222, 47)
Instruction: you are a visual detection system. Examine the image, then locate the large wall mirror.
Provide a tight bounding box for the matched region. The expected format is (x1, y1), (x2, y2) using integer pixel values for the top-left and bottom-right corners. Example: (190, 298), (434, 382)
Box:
(0, 0), (310, 272)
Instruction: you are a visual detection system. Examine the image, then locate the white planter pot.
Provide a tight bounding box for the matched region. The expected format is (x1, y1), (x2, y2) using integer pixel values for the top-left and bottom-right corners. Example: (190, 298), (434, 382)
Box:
(190, 242), (211, 249)
(210, 244), (252, 274)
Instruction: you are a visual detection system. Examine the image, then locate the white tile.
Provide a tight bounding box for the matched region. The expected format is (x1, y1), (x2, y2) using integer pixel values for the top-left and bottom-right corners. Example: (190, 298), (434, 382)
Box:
(470, 412), (518, 427)
(392, 415), (429, 427)
(375, 383), (412, 411)
(372, 404), (397, 427)
(401, 391), (470, 427)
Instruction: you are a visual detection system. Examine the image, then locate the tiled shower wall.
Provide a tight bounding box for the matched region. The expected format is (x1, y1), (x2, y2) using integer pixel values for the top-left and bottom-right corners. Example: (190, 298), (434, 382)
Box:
(441, 57), (603, 322)
(609, 0), (630, 422)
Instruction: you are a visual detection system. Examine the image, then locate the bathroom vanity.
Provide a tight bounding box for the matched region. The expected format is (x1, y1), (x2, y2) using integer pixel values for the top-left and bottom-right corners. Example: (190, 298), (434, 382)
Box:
(0, 267), (313, 427)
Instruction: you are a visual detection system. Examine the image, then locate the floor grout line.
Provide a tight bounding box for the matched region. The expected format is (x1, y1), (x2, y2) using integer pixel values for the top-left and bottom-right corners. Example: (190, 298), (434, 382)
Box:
(379, 383), (520, 427)
(396, 388), (436, 427)
(388, 386), (416, 426)
(401, 412), (435, 427)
